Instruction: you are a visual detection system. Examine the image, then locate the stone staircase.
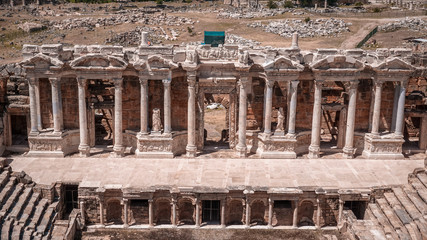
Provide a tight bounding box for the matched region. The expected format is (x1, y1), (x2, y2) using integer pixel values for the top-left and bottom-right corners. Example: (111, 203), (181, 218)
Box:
(347, 168), (427, 240)
(0, 165), (60, 240)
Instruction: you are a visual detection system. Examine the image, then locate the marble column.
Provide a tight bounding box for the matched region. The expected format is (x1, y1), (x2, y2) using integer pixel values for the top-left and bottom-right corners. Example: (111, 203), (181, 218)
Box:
(221, 200), (226, 228)
(288, 80), (299, 135)
(123, 199), (129, 227)
(316, 198), (321, 229)
(80, 200), (86, 225)
(371, 81), (383, 135)
(195, 198), (200, 227)
(28, 78), (39, 134)
(139, 78), (148, 135)
(245, 199), (251, 228)
(343, 81), (359, 159)
(292, 200), (298, 228)
(49, 77), (63, 134)
(395, 81), (407, 136)
(99, 200), (104, 226)
(391, 84), (400, 132)
(113, 78), (124, 157)
(267, 198), (273, 228)
(308, 80), (323, 159)
(186, 75), (197, 157)
(236, 78), (248, 158)
(163, 79), (172, 135)
(338, 199), (344, 226)
(263, 80), (274, 135)
(148, 199), (154, 227)
(77, 78), (90, 157)
(34, 79), (42, 131)
(172, 197), (177, 227)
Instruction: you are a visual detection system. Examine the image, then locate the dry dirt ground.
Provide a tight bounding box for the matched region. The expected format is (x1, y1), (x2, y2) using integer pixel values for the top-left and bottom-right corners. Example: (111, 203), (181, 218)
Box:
(0, 2), (426, 65)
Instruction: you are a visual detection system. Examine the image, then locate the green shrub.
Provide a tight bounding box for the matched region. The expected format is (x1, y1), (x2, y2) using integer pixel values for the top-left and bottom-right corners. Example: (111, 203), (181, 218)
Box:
(267, 0), (278, 9)
(283, 1), (294, 8)
(354, 2), (363, 7)
(304, 17), (311, 23)
(373, 7), (381, 12)
(156, 0), (163, 5)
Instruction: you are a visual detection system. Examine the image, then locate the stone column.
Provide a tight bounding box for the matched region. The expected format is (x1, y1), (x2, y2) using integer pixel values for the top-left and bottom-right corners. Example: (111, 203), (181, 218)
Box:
(28, 78), (39, 134)
(236, 78), (248, 158)
(148, 199), (154, 227)
(49, 77), (63, 134)
(171, 197), (177, 227)
(338, 199), (344, 226)
(316, 198), (321, 229)
(99, 200), (104, 226)
(186, 74), (197, 157)
(123, 199), (129, 228)
(245, 198), (250, 228)
(288, 80), (299, 135)
(80, 200), (86, 226)
(139, 77), (148, 135)
(267, 198), (273, 228)
(343, 81), (359, 159)
(292, 200), (298, 228)
(113, 78), (124, 157)
(221, 200), (226, 228)
(195, 198), (200, 227)
(395, 81), (407, 136)
(291, 32), (299, 49)
(263, 80), (274, 135)
(77, 78), (90, 157)
(163, 79), (172, 135)
(308, 81), (323, 159)
(34, 79), (42, 131)
(371, 80), (383, 135)
(391, 84), (400, 132)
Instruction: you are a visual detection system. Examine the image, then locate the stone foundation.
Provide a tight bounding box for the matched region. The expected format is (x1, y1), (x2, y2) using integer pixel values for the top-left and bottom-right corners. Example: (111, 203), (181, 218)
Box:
(27, 129), (79, 157)
(136, 131), (187, 158)
(362, 133), (405, 159)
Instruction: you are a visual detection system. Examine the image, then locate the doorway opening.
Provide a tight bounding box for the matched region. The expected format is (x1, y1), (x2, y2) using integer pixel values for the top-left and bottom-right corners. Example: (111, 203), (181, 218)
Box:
(344, 201), (366, 220)
(203, 93), (229, 149)
(202, 200), (220, 225)
(11, 115), (28, 146)
(64, 184), (78, 219)
(94, 109), (113, 146)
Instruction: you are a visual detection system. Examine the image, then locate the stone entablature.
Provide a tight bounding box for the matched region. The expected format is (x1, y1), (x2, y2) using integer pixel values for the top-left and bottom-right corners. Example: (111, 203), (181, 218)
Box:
(18, 42), (426, 159)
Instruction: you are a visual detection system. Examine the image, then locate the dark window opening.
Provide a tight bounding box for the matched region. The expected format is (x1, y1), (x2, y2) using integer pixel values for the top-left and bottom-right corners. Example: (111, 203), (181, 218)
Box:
(64, 185), (79, 218)
(11, 115), (28, 146)
(344, 201), (366, 220)
(274, 200), (292, 208)
(202, 200), (220, 224)
(130, 199), (148, 207)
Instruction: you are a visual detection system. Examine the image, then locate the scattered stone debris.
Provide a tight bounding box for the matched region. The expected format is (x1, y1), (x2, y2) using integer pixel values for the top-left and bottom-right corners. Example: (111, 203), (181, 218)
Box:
(217, 7), (290, 19)
(248, 18), (350, 38)
(225, 34), (260, 46)
(17, 22), (45, 33)
(378, 17), (426, 32)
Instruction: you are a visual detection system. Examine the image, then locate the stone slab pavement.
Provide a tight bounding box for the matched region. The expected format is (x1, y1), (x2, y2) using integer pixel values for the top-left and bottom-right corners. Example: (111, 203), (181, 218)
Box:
(8, 157), (424, 190)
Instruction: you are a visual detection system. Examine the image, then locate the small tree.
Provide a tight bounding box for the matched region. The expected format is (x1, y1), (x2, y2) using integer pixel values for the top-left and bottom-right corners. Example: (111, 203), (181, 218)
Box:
(283, 1), (294, 8)
(267, 0), (278, 9)
(156, 0), (163, 5)
(304, 17), (311, 23)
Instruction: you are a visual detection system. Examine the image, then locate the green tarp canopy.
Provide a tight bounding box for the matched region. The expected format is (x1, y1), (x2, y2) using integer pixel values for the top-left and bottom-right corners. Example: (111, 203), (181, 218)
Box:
(204, 31), (225, 47)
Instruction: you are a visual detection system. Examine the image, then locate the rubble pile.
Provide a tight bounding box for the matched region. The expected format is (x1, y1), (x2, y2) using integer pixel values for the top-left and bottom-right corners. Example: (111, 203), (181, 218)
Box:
(378, 17), (426, 32)
(225, 34), (260, 46)
(50, 10), (194, 31)
(217, 8), (290, 19)
(248, 18), (351, 38)
(105, 26), (182, 46)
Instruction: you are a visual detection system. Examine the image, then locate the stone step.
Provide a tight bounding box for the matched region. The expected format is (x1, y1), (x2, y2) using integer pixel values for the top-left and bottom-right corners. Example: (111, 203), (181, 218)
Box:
(26, 198), (48, 231)
(8, 187), (33, 221)
(376, 198), (411, 240)
(22, 230), (33, 240)
(365, 207), (392, 240)
(11, 224), (24, 240)
(368, 203), (399, 239)
(0, 183), (24, 218)
(1, 219), (15, 240)
(0, 170), (11, 188)
(35, 204), (57, 237)
(409, 178), (427, 204)
(402, 186), (427, 217)
(0, 177), (16, 206)
(416, 171), (427, 188)
(18, 192), (40, 226)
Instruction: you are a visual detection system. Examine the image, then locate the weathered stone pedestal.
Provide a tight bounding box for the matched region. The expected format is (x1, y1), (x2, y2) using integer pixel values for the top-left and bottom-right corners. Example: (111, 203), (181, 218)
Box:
(257, 133), (297, 159)
(362, 133), (404, 159)
(135, 131), (187, 158)
(27, 130), (80, 157)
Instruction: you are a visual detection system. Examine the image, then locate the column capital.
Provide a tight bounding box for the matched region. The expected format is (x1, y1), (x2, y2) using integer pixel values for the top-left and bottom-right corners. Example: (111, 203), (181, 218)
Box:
(139, 77), (148, 85)
(314, 80), (323, 88)
(113, 78), (123, 89)
(238, 78), (249, 88)
(290, 80), (300, 89)
(268, 198), (274, 205)
(344, 80), (359, 91)
(162, 79), (172, 86)
(48, 77), (60, 85)
(374, 79), (384, 88)
(188, 76), (196, 87)
(266, 80), (275, 88)
(77, 77), (87, 87)
(27, 77), (38, 86)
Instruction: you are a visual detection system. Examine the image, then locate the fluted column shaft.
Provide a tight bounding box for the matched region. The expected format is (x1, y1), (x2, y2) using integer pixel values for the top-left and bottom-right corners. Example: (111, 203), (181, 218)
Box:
(316, 198), (321, 229)
(288, 80), (299, 135)
(28, 78), (39, 134)
(395, 81), (407, 136)
(99, 200), (104, 225)
(221, 200), (226, 228)
(237, 78), (248, 157)
(123, 199), (129, 227)
(77, 78), (90, 156)
(148, 199), (154, 227)
(186, 75), (197, 157)
(49, 77), (63, 134)
(338, 199), (344, 226)
(267, 198), (273, 228)
(139, 78), (148, 135)
(113, 78), (124, 157)
(163, 79), (172, 134)
(195, 198), (200, 227)
(245, 198), (250, 227)
(343, 81), (359, 159)
(308, 80), (323, 158)
(371, 81), (383, 135)
(292, 200), (298, 228)
(263, 80), (274, 134)
(172, 198), (177, 227)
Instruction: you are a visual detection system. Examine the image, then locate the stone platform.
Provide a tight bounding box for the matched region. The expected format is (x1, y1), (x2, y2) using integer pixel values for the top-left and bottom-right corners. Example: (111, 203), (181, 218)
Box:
(8, 156), (424, 190)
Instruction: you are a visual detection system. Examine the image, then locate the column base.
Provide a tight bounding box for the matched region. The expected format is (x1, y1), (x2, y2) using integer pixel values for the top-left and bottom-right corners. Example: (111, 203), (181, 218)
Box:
(362, 133), (404, 159)
(186, 145), (197, 158)
(111, 145), (125, 157)
(308, 145), (320, 159)
(79, 145), (91, 157)
(257, 134), (297, 159)
(292, 225), (298, 229)
(235, 144), (247, 158)
(342, 147), (355, 159)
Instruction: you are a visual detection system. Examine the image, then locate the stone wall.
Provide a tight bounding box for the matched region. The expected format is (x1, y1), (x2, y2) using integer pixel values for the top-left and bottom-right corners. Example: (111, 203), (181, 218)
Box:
(61, 78), (79, 130)
(39, 78), (53, 129)
(122, 77), (140, 131)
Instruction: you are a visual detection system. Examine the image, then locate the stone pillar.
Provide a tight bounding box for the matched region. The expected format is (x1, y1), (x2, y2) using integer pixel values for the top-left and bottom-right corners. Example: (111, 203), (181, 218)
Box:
(139, 78), (148, 135)
(113, 78), (124, 157)
(263, 80), (274, 135)
(28, 78), (39, 134)
(267, 198), (273, 228)
(316, 198), (321, 229)
(291, 32), (299, 49)
(371, 81), (383, 135)
(49, 77), (63, 134)
(245, 198), (251, 228)
(99, 200), (104, 226)
(140, 31), (149, 47)
(292, 200), (298, 228)
(35, 79), (42, 131)
(391, 84), (400, 132)
(77, 78), (90, 157)
(148, 199), (154, 227)
(343, 81), (359, 159)
(186, 74), (197, 157)
(163, 79), (172, 135)
(195, 198), (200, 227)
(236, 78), (248, 158)
(171, 197), (177, 227)
(221, 200), (226, 228)
(338, 199), (344, 226)
(308, 81), (323, 159)
(394, 81), (407, 136)
(80, 200), (85, 226)
(123, 199), (129, 227)
(288, 80), (299, 135)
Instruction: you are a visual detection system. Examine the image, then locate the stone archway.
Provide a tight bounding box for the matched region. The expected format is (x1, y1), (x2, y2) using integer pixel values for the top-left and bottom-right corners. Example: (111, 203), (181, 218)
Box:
(106, 199), (123, 224)
(250, 200), (266, 225)
(178, 199), (194, 225)
(298, 201), (315, 226)
(227, 200), (243, 225)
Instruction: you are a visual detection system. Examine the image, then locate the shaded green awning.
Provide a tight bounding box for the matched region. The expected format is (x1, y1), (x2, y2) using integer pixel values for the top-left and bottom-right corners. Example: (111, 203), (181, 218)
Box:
(204, 31), (225, 47)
